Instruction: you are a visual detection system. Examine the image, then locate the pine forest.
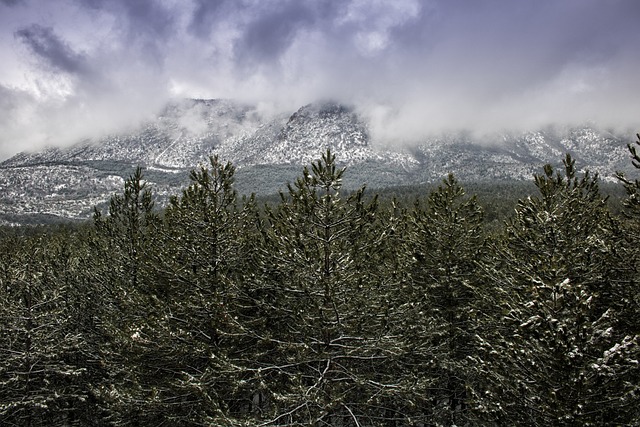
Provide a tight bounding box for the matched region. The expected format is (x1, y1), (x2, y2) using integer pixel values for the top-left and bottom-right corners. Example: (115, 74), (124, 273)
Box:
(1, 136), (640, 427)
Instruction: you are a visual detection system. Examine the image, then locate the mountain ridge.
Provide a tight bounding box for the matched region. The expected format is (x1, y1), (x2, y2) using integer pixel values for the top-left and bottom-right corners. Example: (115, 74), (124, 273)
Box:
(0, 98), (635, 225)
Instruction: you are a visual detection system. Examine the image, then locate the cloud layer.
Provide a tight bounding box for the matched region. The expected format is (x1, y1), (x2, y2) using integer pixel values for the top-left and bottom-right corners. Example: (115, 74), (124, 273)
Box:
(1, 0), (639, 159)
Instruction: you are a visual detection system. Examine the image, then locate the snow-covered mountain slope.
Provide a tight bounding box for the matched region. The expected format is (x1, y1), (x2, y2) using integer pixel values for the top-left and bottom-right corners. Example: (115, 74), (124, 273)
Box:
(412, 126), (631, 182)
(0, 98), (635, 224)
(3, 99), (263, 170)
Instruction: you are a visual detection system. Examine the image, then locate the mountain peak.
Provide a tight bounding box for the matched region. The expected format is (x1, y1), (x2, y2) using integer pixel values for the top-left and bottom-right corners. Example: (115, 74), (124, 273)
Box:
(0, 99), (635, 224)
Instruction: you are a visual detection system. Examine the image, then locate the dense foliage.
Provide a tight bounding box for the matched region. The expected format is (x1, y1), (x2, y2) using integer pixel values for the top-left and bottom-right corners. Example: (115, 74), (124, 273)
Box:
(1, 140), (639, 426)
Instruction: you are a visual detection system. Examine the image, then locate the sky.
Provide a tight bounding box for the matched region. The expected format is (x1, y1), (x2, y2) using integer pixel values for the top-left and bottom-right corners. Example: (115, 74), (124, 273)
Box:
(1, 0), (639, 160)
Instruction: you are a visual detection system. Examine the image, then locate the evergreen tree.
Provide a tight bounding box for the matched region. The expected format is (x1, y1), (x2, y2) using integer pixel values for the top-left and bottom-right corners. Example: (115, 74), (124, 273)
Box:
(2, 142), (638, 424)
(479, 155), (639, 425)
(248, 150), (398, 425)
(614, 133), (640, 332)
(390, 174), (487, 425)
(138, 156), (259, 425)
(89, 167), (162, 424)
(93, 167), (157, 291)
(616, 133), (640, 220)
(0, 234), (93, 426)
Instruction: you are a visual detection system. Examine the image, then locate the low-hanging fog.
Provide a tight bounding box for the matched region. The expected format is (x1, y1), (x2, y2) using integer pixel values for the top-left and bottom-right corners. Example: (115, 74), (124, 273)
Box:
(1, 0), (639, 160)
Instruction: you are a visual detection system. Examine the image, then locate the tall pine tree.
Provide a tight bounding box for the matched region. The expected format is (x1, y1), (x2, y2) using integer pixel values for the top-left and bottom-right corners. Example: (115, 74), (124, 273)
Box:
(393, 174), (487, 425)
(479, 155), (639, 426)
(248, 150), (399, 425)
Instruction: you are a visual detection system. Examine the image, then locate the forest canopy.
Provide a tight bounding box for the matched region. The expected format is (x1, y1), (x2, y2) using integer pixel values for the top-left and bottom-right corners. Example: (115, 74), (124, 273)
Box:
(1, 137), (639, 426)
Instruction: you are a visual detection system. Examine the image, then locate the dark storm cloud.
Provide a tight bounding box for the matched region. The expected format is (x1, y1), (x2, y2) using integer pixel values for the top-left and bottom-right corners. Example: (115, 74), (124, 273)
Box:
(186, 0), (340, 71)
(234, 1), (319, 65)
(188, 0), (238, 38)
(179, 0), (426, 104)
(14, 24), (89, 76)
(0, 0), (22, 6)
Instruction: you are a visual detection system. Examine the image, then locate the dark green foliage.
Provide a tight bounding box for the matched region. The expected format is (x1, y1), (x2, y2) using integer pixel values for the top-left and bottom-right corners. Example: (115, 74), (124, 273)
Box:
(478, 155), (639, 426)
(0, 232), (104, 426)
(0, 142), (639, 426)
(93, 166), (158, 291)
(144, 156), (258, 424)
(616, 133), (640, 219)
(88, 167), (165, 425)
(615, 135), (640, 331)
(246, 150), (401, 425)
(398, 174), (486, 425)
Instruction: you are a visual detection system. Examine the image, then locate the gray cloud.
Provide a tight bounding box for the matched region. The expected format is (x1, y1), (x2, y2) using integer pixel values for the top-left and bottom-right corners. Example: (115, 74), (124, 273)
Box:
(234, 1), (318, 65)
(188, 0), (241, 38)
(80, 0), (176, 39)
(15, 24), (89, 75)
(77, 0), (177, 67)
(0, 0), (639, 160)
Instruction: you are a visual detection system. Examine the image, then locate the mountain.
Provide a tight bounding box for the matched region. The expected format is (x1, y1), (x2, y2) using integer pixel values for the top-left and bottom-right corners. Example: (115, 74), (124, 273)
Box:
(0, 99), (635, 225)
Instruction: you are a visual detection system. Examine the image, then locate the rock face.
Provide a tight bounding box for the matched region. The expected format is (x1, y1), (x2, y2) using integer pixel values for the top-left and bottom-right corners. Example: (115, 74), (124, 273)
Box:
(0, 99), (635, 224)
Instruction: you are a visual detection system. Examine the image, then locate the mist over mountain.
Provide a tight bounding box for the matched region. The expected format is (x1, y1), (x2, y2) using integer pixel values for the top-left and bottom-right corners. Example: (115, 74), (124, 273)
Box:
(0, 98), (635, 225)
(1, 1), (639, 162)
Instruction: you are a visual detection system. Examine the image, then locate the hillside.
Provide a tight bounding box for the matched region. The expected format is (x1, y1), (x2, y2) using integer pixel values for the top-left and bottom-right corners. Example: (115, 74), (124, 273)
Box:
(0, 99), (634, 224)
